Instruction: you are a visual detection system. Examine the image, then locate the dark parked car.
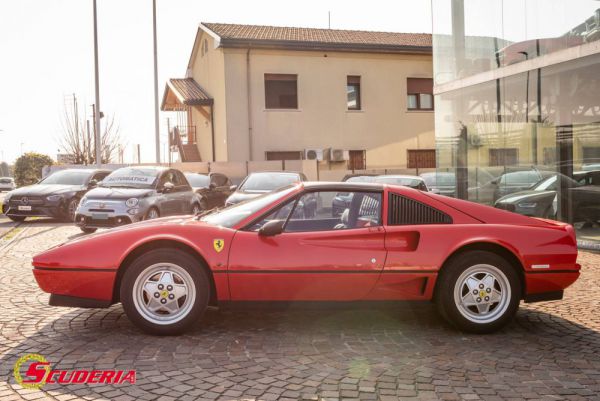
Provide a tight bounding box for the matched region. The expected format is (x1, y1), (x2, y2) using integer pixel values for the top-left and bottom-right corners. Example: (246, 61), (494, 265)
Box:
(468, 169), (554, 205)
(76, 166), (199, 233)
(184, 172), (234, 210)
(225, 171), (307, 206)
(2, 169), (110, 222)
(495, 171), (600, 224)
(420, 172), (456, 197)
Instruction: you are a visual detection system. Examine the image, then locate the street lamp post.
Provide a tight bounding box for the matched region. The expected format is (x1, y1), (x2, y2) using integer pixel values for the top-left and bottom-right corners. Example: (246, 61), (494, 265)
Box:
(93, 0), (102, 167)
(152, 0), (160, 164)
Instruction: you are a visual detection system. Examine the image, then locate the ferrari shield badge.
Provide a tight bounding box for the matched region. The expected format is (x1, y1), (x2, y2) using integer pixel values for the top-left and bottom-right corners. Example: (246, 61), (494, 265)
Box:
(213, 239), (225, 253)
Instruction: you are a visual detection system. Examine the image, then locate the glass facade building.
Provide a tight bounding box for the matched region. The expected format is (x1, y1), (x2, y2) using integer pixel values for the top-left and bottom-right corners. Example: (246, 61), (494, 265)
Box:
(432, 0), (600, 245)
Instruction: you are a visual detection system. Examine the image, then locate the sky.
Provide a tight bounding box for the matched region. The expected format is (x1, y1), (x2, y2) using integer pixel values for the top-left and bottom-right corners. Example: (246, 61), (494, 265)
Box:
(0, 0), (432, 164)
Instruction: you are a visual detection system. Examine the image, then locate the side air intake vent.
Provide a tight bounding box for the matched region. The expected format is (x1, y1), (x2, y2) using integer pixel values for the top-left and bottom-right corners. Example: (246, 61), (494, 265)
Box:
(388, 193), (452, 225)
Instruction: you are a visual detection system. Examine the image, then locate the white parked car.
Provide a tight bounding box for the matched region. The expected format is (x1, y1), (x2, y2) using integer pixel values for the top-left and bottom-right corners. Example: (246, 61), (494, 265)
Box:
(0, 177), (16, 192)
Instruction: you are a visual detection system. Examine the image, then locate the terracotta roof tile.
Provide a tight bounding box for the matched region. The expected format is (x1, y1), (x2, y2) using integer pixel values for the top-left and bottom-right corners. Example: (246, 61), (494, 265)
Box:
(168, 78), (213, 105)
(201, 23), (431, 53)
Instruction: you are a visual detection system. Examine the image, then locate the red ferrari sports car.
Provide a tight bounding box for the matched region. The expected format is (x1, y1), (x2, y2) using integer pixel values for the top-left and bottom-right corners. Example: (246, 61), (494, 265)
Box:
(32, 182), (580, 335)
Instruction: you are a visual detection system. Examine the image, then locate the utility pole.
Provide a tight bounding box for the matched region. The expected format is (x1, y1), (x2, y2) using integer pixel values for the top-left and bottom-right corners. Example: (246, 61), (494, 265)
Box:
(86, 119), (91, 165)
(93, 0), (102, 167)
(152, 0), (160, 163)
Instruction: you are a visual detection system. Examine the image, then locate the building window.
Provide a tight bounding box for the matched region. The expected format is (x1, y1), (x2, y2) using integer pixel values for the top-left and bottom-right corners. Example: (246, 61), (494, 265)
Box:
(407, 78), (434, 110)
(265, 74), (298, 109)
(489, 148), (518, 166)
(407, 149), (436, 169)
(347, 76), (361, 110)
(265, 151), (303, 161)
(348, 150), (366, 170)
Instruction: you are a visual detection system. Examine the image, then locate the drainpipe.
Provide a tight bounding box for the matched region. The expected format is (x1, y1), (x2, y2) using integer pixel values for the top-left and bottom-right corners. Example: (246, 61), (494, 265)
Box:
(246, 47), (253, 161)
(210, 105), (216, 162)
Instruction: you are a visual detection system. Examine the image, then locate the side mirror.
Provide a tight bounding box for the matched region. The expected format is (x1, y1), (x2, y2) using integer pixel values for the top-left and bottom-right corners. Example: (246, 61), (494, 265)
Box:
(258, 220), (285, 237)
(162, 182), (175, 193)
(88, 179), (98, 188)
(229, 185), (237, 191)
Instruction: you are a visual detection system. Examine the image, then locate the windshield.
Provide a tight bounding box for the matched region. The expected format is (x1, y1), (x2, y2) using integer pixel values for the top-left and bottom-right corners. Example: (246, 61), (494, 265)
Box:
(184, 173), (210, 188)
(102, 168), (159, 189)
(532, 174), (581, 191)
(374, 176), (422, 188)
(40, 170), (91, 185)
(201, 186), (296, 228)
(421, 173), (456, 186)
(239, 173), (300, 192)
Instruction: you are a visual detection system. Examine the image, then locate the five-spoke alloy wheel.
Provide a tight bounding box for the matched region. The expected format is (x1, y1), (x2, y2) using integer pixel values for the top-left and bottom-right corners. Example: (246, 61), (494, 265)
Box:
(436, 250), (521, 333)
(121, 249), (209, 335)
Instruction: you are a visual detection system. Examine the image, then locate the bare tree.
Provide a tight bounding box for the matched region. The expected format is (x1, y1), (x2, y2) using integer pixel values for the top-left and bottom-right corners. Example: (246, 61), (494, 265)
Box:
(57, 95), (123, 164)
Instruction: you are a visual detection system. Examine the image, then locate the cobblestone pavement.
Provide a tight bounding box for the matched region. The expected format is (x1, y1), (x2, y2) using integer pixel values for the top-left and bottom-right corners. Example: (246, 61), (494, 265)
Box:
(0, 221), (599, 401)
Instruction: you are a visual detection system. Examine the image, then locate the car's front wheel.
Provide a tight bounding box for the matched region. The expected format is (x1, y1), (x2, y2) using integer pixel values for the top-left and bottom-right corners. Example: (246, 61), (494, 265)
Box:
(145, 207), (160, 220)
(435, 250), (521, 333)
(64, 198), (79, 222)
(8, 215), (26, 222)
(120, 249), (210, 335)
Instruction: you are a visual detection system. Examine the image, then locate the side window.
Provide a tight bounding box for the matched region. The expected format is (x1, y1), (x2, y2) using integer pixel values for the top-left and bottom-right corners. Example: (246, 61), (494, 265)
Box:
(388, 193), (452, 225)
(285, 191), (381, 232)
(92, 172), (109, 182)
(246, 201), (295, 232)
(211, 174), (227, 187)
(158, 171), (175, 187)
(175, 171), (189, 188)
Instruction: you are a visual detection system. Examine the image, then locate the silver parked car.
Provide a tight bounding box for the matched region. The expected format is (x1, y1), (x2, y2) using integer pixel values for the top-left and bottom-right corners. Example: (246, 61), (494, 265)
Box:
(0, 177), (16, 192)
(75, 166), (200, 233)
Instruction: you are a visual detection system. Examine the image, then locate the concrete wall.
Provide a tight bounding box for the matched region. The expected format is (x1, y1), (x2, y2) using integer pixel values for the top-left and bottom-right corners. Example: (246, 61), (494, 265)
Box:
(218, 48), (435, 167)
(189, 32), (228, 161)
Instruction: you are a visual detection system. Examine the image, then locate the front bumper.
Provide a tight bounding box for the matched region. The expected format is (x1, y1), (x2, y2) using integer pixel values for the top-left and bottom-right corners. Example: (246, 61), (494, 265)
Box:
(33, 266), (117, 304)
(76, 200), (144, 228)
(3, 203), (64, 218)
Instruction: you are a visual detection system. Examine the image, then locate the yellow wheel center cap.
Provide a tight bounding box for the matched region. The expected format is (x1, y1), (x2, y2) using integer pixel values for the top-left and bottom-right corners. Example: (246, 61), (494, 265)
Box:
(480, 290), (486, 298)
(161, 290), (169, 298)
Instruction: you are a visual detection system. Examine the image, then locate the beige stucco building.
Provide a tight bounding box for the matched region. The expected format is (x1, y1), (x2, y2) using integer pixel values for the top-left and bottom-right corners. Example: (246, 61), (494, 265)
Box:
(162, 23), (435, 170)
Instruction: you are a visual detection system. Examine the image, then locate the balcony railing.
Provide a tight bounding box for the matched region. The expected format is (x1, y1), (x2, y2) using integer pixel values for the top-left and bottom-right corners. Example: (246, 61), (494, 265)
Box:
(170, 126), (197, 149)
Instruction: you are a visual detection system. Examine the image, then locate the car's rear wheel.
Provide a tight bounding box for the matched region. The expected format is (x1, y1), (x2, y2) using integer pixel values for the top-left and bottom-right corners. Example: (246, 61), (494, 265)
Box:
(120, 249), (209, 335)
(145, 207), (159, 220)
(435, 250), (521, 333)
(8, 215), (26, 222)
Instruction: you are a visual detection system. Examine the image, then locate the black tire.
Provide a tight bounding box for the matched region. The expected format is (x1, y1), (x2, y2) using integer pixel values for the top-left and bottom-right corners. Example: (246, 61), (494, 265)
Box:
(199, 198), (208, 210)
(80, 227), (98, 234)
(435, 250), (521, 334)
(191, 203), (201, 215)
(145, 207), (160, 220)
(120, 249), (210, 335)
(63, 198), (80, 222)
(8, 215), (26, 222)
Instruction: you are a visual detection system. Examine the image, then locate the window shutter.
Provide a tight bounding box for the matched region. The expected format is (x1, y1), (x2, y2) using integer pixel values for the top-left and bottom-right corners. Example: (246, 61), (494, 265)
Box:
(407, 78), (433, 94)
